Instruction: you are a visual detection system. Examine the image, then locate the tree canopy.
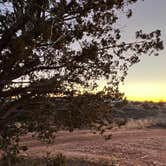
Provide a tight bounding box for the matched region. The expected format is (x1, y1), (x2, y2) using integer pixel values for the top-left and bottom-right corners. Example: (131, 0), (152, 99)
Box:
(0, 0), (164, 132)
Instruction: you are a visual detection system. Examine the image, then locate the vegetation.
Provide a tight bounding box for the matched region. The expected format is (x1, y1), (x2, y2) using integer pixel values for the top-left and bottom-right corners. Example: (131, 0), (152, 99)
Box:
(0, 0), (164, 165)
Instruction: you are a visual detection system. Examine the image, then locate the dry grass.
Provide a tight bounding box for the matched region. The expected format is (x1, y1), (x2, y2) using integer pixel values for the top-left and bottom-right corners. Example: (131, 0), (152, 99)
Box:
(118, 116), (166, 131)
(124, 118), (155, 129)
(112, 101), (166, 129)
(1, 102), (166, 166)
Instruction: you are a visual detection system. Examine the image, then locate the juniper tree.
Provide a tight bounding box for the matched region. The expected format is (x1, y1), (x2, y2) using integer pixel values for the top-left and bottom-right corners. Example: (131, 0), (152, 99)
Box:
(0, 0), (163, 143)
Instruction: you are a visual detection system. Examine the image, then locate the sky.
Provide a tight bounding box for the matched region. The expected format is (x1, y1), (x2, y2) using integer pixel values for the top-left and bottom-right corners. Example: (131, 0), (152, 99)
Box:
(1, 0), (165, 102)
(116, 0), (166, 102)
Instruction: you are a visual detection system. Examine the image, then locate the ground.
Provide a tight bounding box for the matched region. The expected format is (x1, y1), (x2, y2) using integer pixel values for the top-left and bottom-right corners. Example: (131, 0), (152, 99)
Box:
(21, 129), (166, 166)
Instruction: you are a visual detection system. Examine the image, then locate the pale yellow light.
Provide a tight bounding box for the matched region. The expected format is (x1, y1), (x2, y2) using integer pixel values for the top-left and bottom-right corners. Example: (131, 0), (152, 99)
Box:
(120, 83), (166, 102)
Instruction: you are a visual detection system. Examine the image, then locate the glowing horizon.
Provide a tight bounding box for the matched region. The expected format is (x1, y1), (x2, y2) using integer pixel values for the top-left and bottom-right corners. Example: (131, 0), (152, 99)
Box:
(117, 0), (166, 102)
(120, 83), (166, 102)
(72, 0), (166, 103)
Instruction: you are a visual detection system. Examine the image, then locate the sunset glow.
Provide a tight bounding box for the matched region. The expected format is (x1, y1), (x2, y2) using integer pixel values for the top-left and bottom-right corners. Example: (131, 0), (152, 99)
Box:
(120, 83), (166, 102)
(117, 0), (166, 102)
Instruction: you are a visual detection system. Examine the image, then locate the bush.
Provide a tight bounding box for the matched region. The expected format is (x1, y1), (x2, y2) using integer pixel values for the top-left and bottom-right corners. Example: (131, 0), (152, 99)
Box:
(44, 153), (66, 166)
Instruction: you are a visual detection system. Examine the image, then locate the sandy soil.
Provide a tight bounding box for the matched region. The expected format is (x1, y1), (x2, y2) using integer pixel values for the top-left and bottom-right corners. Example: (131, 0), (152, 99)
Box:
(21, 129), (166, 166)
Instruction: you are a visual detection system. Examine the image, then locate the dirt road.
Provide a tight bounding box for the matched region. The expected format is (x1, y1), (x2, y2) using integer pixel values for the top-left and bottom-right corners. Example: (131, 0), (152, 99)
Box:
(22, 129), (166, 166)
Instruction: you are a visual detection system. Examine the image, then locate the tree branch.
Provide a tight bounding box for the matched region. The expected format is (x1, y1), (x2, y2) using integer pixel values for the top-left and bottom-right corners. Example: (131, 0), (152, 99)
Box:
(0, 15), (28, 53)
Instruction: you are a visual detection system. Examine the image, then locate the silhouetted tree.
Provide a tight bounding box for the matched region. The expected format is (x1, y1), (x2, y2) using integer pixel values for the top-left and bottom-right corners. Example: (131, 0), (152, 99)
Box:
(0, 0), (164, 155)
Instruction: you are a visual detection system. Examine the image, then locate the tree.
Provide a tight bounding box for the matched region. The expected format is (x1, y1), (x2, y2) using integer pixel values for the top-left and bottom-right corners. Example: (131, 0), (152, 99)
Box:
(0, 0), (163, 151)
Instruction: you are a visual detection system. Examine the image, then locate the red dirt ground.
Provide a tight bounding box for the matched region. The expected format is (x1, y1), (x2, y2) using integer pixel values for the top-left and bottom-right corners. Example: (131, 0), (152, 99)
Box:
(21, 129), (166, 166)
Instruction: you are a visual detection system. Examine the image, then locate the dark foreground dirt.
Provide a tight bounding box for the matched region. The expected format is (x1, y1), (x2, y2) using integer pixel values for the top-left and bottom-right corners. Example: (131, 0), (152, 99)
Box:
(21, 129), (166, 166)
